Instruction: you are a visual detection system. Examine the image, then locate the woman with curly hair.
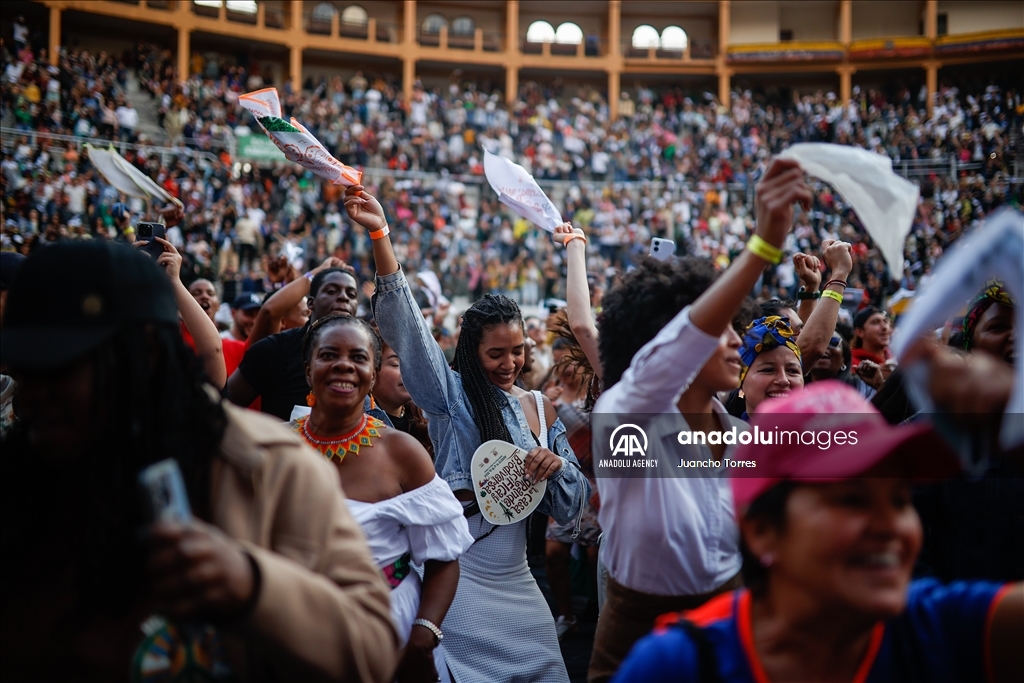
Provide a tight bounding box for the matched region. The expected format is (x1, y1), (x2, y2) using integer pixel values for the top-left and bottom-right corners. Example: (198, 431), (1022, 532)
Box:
(344, 185), (591, 683)
(588, 158), (811, 682)
(543, 309), (603, 639)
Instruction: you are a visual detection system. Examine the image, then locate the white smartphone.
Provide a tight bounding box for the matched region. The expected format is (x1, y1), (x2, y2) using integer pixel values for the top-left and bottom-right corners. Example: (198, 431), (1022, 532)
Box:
(649, 238), (676, 262)
(138, 459), (192, 523)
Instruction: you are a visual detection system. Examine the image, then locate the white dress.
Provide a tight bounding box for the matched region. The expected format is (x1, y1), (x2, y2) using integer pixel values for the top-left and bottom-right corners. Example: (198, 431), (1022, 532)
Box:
(345, 474), (474, 644)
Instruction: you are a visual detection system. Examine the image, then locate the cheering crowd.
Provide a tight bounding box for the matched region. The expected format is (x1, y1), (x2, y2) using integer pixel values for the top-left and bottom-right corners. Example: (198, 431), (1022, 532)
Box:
(1, 155), (1022, 682)
(3, 35), (1023, 313)
(3, 21), (1024, 683)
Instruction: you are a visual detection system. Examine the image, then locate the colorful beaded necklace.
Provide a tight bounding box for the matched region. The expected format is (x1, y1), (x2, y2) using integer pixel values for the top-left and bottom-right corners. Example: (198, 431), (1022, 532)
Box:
(294, 414), (385, 463)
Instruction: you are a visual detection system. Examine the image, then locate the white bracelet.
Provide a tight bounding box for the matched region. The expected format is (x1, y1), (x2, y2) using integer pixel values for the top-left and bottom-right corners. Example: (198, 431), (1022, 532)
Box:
(412, 618), (443, 644)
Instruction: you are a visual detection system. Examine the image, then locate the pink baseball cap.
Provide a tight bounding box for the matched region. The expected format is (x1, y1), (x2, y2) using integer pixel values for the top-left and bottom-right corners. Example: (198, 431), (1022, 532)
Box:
(731, 381), (960, 513)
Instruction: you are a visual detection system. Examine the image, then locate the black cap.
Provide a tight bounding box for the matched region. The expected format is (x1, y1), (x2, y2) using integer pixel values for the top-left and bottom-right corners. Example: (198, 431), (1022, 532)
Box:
(853, 306), (887, 329)
(2, 241), (179, 370)
(0, 251), (26, 289)
(232, 293), (263, 311)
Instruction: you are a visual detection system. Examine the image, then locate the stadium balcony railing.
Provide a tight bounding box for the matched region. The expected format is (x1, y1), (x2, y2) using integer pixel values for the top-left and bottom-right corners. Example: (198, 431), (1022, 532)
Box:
(0, 127), (227, 168)
(5, 129), (1017, 209)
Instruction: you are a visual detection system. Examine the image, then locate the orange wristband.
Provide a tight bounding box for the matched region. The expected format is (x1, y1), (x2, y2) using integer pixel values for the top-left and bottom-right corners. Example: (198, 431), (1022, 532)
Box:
(369, 226), (390, 240)
(563, 233), (587, 247)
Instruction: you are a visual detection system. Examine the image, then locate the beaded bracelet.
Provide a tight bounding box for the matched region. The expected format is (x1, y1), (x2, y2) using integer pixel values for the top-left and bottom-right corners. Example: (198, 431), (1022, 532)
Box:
(412, 618), (443, 645)
(746, 235), (783, 265)
(369, 225), (390, 240)
(822, 289), (844, 304)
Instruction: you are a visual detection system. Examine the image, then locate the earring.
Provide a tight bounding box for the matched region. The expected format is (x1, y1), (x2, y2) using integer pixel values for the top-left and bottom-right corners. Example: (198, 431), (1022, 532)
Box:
(306, 392), (316, 407)
(760, 553), (774, 568)
(840, 365), (848, 372)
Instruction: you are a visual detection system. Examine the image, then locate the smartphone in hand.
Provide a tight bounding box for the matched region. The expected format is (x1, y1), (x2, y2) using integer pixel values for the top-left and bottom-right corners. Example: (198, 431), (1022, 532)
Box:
(136, 222), (167, 260)
(649, 238), (676, 262)
(139, 459), (192, 524)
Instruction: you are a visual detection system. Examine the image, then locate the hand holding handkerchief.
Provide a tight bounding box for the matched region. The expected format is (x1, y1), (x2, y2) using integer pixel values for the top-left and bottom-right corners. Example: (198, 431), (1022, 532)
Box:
(483, 149), (562, 232)
(777, 143), (919, 280)
(239, 88), (361, 187)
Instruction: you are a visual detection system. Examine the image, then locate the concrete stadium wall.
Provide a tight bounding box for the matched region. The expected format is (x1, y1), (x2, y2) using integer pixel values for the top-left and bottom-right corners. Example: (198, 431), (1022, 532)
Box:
(780, 1), (838, 41)
(852, 1), (922, 39)
(730, 0), (781, 44)
(938, 0), (1024, 34)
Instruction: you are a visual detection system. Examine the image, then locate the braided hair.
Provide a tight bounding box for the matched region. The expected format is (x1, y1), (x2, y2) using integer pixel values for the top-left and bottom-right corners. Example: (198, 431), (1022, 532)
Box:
(302, 313), (382, 372)
(1, 323), (226, 617)
(452, 294), (524, 444)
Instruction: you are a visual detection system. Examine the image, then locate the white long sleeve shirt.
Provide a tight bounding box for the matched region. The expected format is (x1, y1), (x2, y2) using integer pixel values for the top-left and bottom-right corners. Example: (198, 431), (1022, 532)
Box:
(594, 306), (744, 596)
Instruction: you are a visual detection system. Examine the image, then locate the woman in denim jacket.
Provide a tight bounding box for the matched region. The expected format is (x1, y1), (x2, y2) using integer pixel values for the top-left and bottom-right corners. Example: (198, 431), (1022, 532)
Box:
(346, 185), (590, 683)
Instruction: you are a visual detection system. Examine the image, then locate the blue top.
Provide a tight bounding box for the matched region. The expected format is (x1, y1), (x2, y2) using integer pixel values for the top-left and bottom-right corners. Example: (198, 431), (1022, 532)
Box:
(613, 579), (1009, 683)
(373, 268), (590, 528)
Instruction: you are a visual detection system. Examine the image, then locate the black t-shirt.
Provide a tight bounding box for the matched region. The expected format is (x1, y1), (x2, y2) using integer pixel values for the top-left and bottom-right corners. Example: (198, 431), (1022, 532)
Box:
(238, 326), (307, 421)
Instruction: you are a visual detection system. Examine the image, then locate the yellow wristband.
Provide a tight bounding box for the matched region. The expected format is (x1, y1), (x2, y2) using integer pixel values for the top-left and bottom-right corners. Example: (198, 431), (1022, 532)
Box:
(746, 235), (783, 265)
(369, 225), (390, 240)
(821, 289), (844, 304)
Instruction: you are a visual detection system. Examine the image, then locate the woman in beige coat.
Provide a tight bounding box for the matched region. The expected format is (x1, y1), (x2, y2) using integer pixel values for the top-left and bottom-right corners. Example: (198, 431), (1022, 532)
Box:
(0, 241), (397, 682)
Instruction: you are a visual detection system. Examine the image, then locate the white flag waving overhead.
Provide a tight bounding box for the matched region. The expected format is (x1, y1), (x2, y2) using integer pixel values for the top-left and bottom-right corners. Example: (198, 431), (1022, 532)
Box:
(778, 143), (919, 280)
(892, 208), (1024, 451)
(87, 145), (182, 208)
(483, 149), (562, 232)
(239, 88), (362, 187)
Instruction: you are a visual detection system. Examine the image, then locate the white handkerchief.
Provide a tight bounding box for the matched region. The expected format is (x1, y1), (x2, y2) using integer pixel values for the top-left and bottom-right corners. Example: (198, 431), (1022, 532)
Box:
(892, 208), (1024, 451)
(778, 143), (919, 280)
(87, 145), (181, 207)
(484, 149), (562, 232)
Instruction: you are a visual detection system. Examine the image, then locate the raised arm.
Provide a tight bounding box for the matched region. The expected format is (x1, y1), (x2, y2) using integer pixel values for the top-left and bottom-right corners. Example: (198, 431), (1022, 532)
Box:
(796, 239), (853, 370)
(344, 185), (461, 417)
(690, 159), (811, 336)
(602, 158), (812, 413)
(793, 252), (822, 325)
(249, 256), (346, 346)
(151, 237), (227, 388)
(553, 222), (603, 379)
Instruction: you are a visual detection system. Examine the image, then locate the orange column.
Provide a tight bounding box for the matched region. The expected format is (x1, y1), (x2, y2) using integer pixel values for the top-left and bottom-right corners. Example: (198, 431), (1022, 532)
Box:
(505, 0), (519, 105)
(716, 0), (731, 107)
(177, 27), (190, 81)
(925, 0), (938, 39)
(924, 0), (938, 117)
(403, 57), (416, 103)
(404, 0), (417, 45)
(48, 6), (61, 65)
(925, 61), (939, 118)
(289, 44), (302, 93)
(839, 0), (852, 45)
(838, 65), (855, 102)
(608, 0), (621, 118)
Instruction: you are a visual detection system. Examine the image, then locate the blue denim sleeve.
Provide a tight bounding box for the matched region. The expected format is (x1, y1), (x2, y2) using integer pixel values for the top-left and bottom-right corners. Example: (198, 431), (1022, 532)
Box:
(372, 268), (463, 418)
(538, 417), (592, 529)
